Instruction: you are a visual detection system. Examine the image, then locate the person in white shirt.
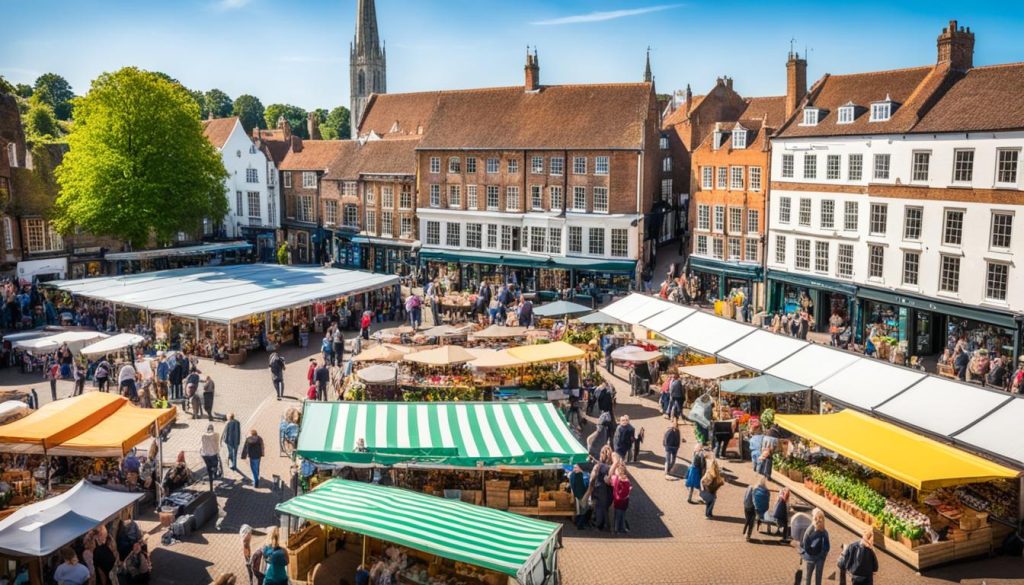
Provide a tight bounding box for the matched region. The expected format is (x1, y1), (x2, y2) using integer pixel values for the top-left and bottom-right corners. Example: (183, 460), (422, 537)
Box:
(117, 363), (138, 401)
(200, 424), (221, 491)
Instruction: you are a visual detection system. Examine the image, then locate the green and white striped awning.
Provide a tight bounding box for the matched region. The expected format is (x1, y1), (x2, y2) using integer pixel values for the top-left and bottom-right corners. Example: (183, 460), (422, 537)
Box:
(296, 401), (587, 468)
(277, 479), (560, 582)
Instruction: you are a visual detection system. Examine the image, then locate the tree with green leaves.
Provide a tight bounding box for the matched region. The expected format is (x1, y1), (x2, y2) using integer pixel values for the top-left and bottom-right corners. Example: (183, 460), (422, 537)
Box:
(204, 89), (233, 119)
(14, 84), (33, 98)
(0, 76), (12, 95)
(23, 96), (59, 140)
(33, 73), (74, 120)
(54, 67), (228, 248)
(232, 94), (265, 134)
(264, 103), (308, 139)
(321, 106), (351, 140)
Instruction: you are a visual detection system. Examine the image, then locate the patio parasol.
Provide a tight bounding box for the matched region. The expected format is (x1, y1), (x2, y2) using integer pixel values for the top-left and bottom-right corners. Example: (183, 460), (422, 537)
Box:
(357, 365), (399, 384)
(352, 345), (406, 363)
(403, 345), (478, 366)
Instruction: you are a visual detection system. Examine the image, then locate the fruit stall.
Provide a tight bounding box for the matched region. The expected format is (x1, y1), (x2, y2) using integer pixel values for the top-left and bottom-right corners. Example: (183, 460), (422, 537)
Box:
(772, 410), (1021, 570)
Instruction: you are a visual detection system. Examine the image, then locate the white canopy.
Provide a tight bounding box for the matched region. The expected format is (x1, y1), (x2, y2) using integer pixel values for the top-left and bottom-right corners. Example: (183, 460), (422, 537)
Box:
(677, 362), (746, 380)
(874, 377), (1013, 437)
(50, 264), (398, 324)
(716, 330), (808, 372)
(765, 344), (861, 387)
(953, 399), (1024, 466)
(638, 305), (695, 333)
(79, 333), (147, 357)
(599, 294), (670, 324)
(610, 346), (663, 363)
(662, 311), (756, 354)
(815, 359), (926, 410)
(13, 331), (109, 355)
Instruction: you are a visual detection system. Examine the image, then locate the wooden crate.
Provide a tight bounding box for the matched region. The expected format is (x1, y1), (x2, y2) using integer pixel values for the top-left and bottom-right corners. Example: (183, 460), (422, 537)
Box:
(509, 490), (526, 507)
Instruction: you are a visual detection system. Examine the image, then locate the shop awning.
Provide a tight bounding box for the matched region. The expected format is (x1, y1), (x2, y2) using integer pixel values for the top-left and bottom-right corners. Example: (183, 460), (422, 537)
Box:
(814, 359), (926, 411)
(48, 403), (176, 457)
(775, 410), (1020, 490)
(575, 312), (626, 326)
(50, 264), (398, 324)
(678, 362), (746, 380)
(689, 255), (763, 279)
(719, 375), (807, 395)
(506, 341), (585, 364)
(419, 249), (548, 269)
(470, 325), (528, 339)
(638, 305), (695, 332)
(661, 311), (756, 355)
(0, 393), (125, 452)
(296, 401), (587, 468)
(103, 241), (252, 261)
(0, 480), (143, 557)
(403, 345), (477, 366)
(953, 398), (1024, 467)
(466, 348), (526, 369)
(277, 479), (561, 582)
(716, 330), (808, 372)
(857, 286), (1019, 329)
(12, 331), (109, 356)
(353, 345), (407, 363)
(598, 293), (674, 324)
(765, 344), (861, 387)
(610, 346), (663, 363)
(79, 333), (146, 358)
(533, 301), (592, 318)
(874, 377), (1013, 437)
(548, 256), (636, 273)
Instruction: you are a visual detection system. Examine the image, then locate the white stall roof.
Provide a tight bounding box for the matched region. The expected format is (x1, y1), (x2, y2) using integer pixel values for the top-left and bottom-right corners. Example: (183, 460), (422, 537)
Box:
(639, 305), (696, 333)
(875, 377), (1013, 437)
(815, 359), (926, 411)
(953, 398), (1024, 466)
(599, 294), (672, 325)
(51, 264), (398, 324)
(661, 312), (756, 355)
(765, 344), (861, 387)
(717, 330), (808, 372)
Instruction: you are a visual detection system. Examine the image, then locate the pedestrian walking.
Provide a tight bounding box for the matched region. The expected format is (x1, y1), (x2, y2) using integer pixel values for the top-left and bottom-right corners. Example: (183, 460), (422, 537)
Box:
(685, 444), (705, 503)
(313, 360), (330, 401)
(168, 354), (184, 401)
(118, 362), (138, 402)
(268, 352), (286, 400)
(610, 466), (632, 534)
(332, 326), (345, 366)
(663, 422), (680, 478)
(46, 360), (60, 401)
(700, 453), (724, 518)
(262, 527), (289, 585)
(668, 373), (684, 422)
(202, 375), (216, 421)
(742, 475), (771, 540)
(95, 358), (111, 393)
(186, 369), (202, 418)
(200, 424), (221, 491)
(837, 527), (879, 585)
(239, 525), (256, 585)
(360, 311), (372, 340)
(73, 361), (86, 397)
(240, 429), (265, 488)
(749, 427), (764, 472)
(569, 464), (589, 530)
(612, 415), (635, 460)
(596, 382), (614, 418)
(156, 353), (169, 400)
(223, 412), (241, 471)
(770, 487), (792, 542)
(799, 508), (831, 585)
(590, 447), (613, 531)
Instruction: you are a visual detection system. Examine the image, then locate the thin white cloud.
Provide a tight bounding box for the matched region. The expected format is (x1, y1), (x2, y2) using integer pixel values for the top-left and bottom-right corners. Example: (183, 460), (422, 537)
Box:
(214, 0), (252, 11)
(531, 4), (681, 26)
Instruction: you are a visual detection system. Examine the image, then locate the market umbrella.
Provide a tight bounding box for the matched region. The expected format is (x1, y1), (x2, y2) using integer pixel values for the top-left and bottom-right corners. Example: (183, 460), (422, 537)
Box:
(470, 325), (528, 339)
(376, 325), (415, 337)
(575, 311), (626, 326)
(678, 362), (746, 380)
(465, 348), (526, 369)
(533, 300), (592, 318)
(15, 331), (110, 356)
(420, 324), (474, 338)
(719, 375), (807, 396)
(610, 345), (663, 362)
(79, 333), (145, 358)
(403, 345), (477, 366)
(352, 345), (406, 363)
(357, 365), (399, 384)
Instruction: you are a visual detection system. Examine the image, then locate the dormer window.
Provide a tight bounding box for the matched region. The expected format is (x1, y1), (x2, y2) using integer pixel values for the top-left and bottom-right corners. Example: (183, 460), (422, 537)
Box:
(837, 103), (855, 124)
(870, 96), (893, 122)
(712, 130), (724, 150)
(801, 108), (820, 126)
(732, 127), (747, 149)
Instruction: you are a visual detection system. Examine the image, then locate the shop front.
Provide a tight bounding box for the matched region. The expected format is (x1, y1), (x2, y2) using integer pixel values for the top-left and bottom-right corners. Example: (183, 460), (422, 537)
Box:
(285, 226), (315, 264)
(349, 236), (416, 276)
(767, 270), (857, 333)
(239, 226), (278, 263)
(69, 247), (106, 279)
(688, 256), (763, 311)
(856, 287), (1022, 369)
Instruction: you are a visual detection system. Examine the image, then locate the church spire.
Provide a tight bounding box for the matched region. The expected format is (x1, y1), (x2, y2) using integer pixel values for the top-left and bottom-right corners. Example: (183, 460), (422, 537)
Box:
(354, 0), (381, 55)
(643, 47), (652, 83)
(350, 0), (386, 139)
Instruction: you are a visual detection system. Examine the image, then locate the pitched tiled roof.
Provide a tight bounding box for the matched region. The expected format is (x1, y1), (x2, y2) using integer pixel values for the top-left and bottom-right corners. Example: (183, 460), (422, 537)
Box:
(360, 83), (654, 150)
(279, 140), (348, 171)
(740, 96), (786, 127)
(777, 65), (949, 138)
(662, 95), (705, 128)
(202, 117), (238, 149)
(322, 138), (420, 181)
(914, 62), (1024, 133)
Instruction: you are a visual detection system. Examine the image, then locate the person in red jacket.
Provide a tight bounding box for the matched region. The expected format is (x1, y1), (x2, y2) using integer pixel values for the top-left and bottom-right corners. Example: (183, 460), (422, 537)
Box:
(306, 358), (316, 386)
(610, 467), (632, 534)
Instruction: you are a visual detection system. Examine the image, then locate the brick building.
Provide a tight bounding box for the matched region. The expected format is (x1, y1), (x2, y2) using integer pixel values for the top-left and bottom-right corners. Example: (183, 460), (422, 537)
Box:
(0, 94), (24, 272)
(357, 51), (661, 293)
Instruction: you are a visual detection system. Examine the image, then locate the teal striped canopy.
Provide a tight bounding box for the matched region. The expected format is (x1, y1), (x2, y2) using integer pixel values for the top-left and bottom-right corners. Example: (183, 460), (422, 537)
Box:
(297, 401), (587, 468)
(276, 479), (561, 581)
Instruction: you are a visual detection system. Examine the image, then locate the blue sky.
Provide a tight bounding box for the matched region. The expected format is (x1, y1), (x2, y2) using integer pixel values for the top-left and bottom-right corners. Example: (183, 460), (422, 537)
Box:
(1, 1), (1022, 110)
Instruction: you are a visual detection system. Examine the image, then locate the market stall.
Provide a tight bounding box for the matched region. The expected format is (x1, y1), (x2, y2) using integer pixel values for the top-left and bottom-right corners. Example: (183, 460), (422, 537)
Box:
(277, 479), (562, 585)
(773, 410), (1021, 570)
(11, 331), (109, 356)
(78, 333), (146, 358)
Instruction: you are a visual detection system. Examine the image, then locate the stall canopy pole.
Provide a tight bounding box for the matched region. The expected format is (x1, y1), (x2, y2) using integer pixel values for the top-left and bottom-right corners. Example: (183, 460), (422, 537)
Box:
(361, 533), (367, 567)
(154, 420), (163, 510)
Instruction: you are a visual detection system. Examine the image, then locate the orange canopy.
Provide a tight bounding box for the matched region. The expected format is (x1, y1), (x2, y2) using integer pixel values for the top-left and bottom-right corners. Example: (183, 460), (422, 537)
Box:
(49, 404), (177, 457)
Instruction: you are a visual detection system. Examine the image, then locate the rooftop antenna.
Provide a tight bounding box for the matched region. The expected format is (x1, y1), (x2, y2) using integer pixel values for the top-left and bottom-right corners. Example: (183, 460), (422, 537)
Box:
(789, 37), (796, 57)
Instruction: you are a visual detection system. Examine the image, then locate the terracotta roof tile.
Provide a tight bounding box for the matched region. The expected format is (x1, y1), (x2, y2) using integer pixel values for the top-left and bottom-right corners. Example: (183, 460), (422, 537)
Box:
(914, 62), (1024, 133)
(358, 91), (441, 138)
(740, 96), (786, 127)
(322, 138), (420, 181)
(279, 140), (347, 171)
(202, 117), (238, 149)
(662, 95), (705, 128)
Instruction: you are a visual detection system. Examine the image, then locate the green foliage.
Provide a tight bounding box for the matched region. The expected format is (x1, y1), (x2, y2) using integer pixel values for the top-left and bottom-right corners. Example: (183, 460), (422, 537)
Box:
(0, 76), (13, 95)
(9, 143), (61, 215)
(276, 243), (289, 265)
(24, 96), (60, 140)
(53, 67), (229, 248)
(204, 89), (233, 119)
(759, 407), (775, 429)
(232, 94), (265, 133)
(264, 103), (308, 139)
(14, 83), (33, 98)
(33, 73), (74, 120)
(321, 106), (351, 140)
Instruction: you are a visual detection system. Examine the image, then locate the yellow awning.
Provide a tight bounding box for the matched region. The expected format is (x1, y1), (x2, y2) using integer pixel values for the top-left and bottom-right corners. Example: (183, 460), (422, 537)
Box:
(0, 393), (125, 451)
(776, 410), (1020, 491)
(49, 405), (177, 458)
(506, 341), (585, 364)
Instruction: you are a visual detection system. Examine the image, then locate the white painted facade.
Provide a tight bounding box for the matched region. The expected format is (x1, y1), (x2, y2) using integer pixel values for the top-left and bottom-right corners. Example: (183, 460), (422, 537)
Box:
(768, 130), (1024, 313)
(212, 120), (279, 237)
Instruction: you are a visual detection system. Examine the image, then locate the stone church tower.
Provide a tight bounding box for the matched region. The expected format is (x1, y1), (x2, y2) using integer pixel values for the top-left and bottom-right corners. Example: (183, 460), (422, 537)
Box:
(350, 0), (386, 138)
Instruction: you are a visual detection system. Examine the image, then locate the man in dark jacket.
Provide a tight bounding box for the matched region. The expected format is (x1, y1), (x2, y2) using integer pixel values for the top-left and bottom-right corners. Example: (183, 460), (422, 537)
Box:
(268, 352), (286, 400)
(662, 423), (681, 477)
(222, 412), (241, 470)
(612, 415), (635, 460)
(313, 361), (330, 401)
(838, 529), (879, 585)
(668, 374), (685, 422)
(168, 356), (185, 401)
(596, 383), (614, 418)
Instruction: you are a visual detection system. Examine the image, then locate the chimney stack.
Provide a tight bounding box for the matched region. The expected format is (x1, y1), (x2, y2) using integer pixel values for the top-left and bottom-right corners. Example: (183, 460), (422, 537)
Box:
(307, 111), (322, 140)
(277, 115), (292, 141)
(786, 50), (808, 118)
(524, 47), (540, 92)
(937, 19), (974, 71)
(685, 84), (693, 113)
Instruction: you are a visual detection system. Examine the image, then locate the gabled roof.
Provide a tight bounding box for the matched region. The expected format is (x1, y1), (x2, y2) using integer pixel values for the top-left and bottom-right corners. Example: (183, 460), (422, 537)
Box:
(914, 62), (1024, 133)
(777, 65), (948, 137)
(322, 138), (420, 181)
(662, 95), (705, 128)
(201, 117), (238, 150)
(741, 96), (786, 127)
(279, 140), (347, 171)
(359, 83), (654, 150)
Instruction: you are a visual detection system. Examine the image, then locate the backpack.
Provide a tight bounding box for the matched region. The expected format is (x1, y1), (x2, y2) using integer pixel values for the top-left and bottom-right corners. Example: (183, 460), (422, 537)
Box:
(612, 476), (631, 501)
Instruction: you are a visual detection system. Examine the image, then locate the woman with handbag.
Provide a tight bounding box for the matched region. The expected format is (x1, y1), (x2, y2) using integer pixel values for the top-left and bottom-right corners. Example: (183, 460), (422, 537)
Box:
(699, 454), (725, 518)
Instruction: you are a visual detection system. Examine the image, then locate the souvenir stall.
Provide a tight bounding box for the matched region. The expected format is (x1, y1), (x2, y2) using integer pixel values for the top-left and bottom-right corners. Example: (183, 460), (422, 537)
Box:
(295, 401), (588, 518)
(277, 479), (562, 585)
(772, 410), (1021, 570)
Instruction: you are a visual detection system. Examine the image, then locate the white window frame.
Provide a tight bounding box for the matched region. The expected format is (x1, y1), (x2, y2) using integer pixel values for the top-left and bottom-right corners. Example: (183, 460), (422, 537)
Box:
(798, 198), (811, 227)
(801, 108), (819, 126)
(826, 155), (840, 180)
(593, 187), (609, 214)
(505, 186), (520, 212)
(902, 251), (920, 286)
(778, 197), (791, 224)
(814, 241), (829, 273)
(903, 206), (923, 241)
(985, 262), (1009, 301)
(448, 157), (461, 173)
(572, 186), (586, 212)
(873, 154), (891, 180)
(953, 149), (974, 183)
(803, 154), (817, 180)
(775, 235), (786, 265)
(848, 154), (863, 181)
(781, 154), (794, 179)
(429, 157), (441, 174)
(795, 239), (810, 271)
(749, 167), (762, 191)
(531, 156), (544, 174)
(573, 157), (587, 175)
(701, 166), (713, 190)
(870, 101), (891, 122)
(302, 171), (316, 189)
(837, 106), (854, 124)
(821, 200), (835, 229)
(912, 151), (931, 183)
(610, 228), (628, 258)
(837, 244), (853, 278)
(730, 166), (744, 190)
(746, 209), (759, 235)
(595, 156), (610, 175)
(939, 255), (961, 294)
(549, 157), (564, 176)
(991, 212), (1013, 250)
(697, 205), (710, 231)
(844, 201), (858, 232)
(868, 244), (884, 279)
(486, 158), (499, 174)
(588, 227), (605, 256)
(869, 203), (887, 236)
(426, 221), (440, 246)
(732, 129), (747, 149)
(943, 209), (964, 246)
(996, 149), (1020, 186)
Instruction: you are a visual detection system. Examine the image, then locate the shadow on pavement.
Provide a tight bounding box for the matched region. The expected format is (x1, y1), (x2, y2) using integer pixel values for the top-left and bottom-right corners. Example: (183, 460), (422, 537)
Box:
(151, 547), (215, 585)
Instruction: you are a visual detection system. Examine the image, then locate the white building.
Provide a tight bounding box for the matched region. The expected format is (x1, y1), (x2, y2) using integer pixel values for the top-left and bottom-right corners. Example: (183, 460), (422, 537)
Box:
(202, 117), (279, 239)
(767, 20), (1024, 365)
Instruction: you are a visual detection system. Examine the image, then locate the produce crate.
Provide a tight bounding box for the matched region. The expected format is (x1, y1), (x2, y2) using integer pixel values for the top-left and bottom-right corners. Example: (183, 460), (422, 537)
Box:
(509, 490), (526, 507)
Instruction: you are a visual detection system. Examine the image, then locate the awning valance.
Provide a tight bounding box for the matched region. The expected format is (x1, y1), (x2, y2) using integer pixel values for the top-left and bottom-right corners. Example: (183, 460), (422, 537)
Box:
(775, 410), (1020, 490)
(506, 341), (585, 364)
(103, 241), (251, 261)
(296, 401), (587, 468)
(277, 479), (561, 581)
